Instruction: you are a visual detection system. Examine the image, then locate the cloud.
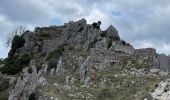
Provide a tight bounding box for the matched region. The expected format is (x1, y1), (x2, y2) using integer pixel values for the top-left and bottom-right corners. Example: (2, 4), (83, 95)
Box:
(0, 0), (52, 24)
(0, 0), (170, 58)
(0, 40), (9, 58)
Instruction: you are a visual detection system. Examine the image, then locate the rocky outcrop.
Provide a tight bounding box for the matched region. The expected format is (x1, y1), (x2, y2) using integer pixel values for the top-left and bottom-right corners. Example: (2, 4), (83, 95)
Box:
(150, 79), (170, 100)
(105, 25), (120, 41)
(111, 40), (135, 54)
(8, 66), (46, 100)
(0, 76), (16, 91)
(95, 38), (108, 49)
(135, 48), (156, 58)
(0, 18), (170, 100)
(153, 54), (170, 71)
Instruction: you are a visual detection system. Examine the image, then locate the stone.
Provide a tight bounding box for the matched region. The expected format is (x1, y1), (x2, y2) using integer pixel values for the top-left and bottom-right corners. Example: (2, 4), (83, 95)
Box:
(111, 40), (135, 54)
(66, 76), (70, 85)
(82, 77), (91, 88)
(78, 57), (86, 77)
(38, 76), (47, 86)
(99, 78), (107, 88)
(0, 77), (16, 91)
(55, 57), (65, 75)
(23, 31), (36, 50)
(105, 25), (120, 41)
(95, 37), (108, 49)
(154, 54), (170, 71)
(151, 79), (170, 100)
(135, 48), (156, 58)
(8, 65), (46, 100)
(70, 77), (75, 85)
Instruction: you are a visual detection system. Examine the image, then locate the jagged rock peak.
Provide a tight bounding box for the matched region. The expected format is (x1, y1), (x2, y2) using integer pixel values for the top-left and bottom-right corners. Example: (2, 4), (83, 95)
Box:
(105, 25), (120, 41)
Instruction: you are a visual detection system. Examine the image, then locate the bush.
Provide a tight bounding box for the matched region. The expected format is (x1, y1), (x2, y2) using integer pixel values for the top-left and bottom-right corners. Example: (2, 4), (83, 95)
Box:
(8, 35), (25, 57)
(39, 33), (50, 38)
(78, 26), (84, 32)
(29, 93), (36, 100)
(100, 31), (107, 37)
(92, 22), (100, 29)
(28, 67), (33, 74)
(0, 59), (2, 65)
(36, 65), (42, 73)
(0, 53), (31, 75)
(46, 43), (66, 61)
(107, 40), (112, 49)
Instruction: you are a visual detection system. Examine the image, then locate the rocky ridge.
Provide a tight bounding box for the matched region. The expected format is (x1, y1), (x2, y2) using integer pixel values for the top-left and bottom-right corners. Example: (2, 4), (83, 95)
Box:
(0, 18), (170, 100)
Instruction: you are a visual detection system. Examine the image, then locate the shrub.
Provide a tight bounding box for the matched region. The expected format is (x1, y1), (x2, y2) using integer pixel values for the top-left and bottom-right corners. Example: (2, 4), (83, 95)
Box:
(0, 53), (31, 75)
(36, 65), (42, 73)
(97, 88), (113, 100)
(46, 43), (66, 61)
(29, 93), (36, 100)
(8, 35), (25, 57)
(28, 67), (33, 74)
(0, 59), (2, 65)
(107, 40), (112, 49)
(92, 22), (100, 29)
(78, 26), (84, 32)
(39, 33), (50, 38)
(100, 31), (107, 37)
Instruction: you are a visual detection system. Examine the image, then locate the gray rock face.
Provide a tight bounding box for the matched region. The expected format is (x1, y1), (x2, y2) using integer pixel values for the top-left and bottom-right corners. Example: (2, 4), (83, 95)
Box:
(95, 38), (108, 49)
(111, 40), (135, 54)
(55, 57), (65, 75)
(150, 79), (170, 100)
(78, 56), (86, 77)
(17, 31), (37, 54)
(0, 76), (16, 91)
(154, 54), (170, 71)
(8, 66), (46, 100)
(78, 56), (91, 78)
(83, 25), (101, 50)
(135, 48), (156, 58)
(81, 77), (91, 88)
(105, 25), (120, 41)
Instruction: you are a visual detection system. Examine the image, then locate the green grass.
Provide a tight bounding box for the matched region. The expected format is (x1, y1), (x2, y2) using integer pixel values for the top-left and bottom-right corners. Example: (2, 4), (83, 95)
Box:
(79, 68), (162, 100)
(0, 89), (9, 100)
(46, 74), (66, 84)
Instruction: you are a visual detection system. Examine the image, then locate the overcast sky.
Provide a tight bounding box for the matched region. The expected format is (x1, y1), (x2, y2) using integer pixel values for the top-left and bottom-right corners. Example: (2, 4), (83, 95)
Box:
(0, 0), (170, 58)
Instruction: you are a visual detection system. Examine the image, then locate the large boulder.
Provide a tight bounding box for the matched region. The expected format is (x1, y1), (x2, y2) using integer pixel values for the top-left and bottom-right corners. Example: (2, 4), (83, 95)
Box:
(105, 25), (120, 41)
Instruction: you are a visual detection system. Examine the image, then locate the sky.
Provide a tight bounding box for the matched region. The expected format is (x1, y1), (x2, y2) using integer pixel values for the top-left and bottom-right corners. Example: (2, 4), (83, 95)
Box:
(0, 0), (170, 58)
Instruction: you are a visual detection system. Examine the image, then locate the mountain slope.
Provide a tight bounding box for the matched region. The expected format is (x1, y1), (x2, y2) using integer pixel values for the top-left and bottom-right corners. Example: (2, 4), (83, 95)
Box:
(0, 18), (170, 100)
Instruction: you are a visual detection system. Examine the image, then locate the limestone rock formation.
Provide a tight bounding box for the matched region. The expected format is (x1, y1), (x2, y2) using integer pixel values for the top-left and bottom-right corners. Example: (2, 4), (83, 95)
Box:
(0, 18), (169, 100)
(8, 66), (46, 100)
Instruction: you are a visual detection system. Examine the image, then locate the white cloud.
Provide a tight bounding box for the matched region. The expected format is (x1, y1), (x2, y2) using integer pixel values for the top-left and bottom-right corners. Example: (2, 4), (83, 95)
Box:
(0, 0), (170, 58)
